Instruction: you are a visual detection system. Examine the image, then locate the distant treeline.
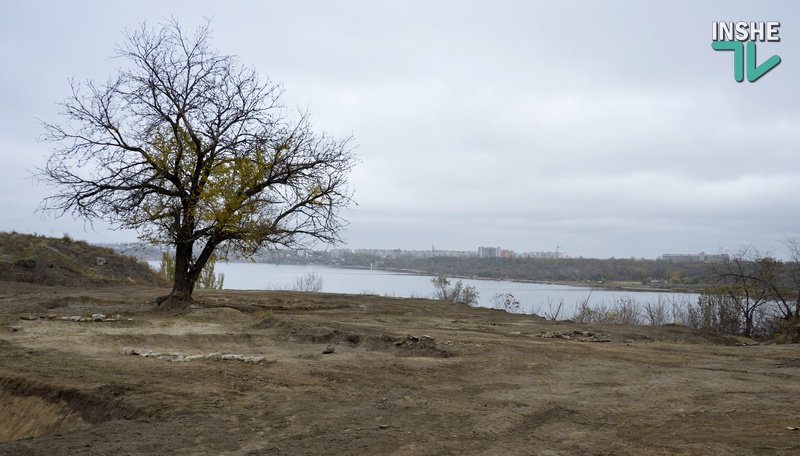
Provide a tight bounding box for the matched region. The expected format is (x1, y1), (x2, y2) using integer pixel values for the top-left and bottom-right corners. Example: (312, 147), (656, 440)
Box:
(338, 255), (712, 291)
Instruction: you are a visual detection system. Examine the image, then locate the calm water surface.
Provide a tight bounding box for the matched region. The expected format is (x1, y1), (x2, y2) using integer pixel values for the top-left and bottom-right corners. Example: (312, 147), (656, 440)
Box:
(153, 262), (697, 317)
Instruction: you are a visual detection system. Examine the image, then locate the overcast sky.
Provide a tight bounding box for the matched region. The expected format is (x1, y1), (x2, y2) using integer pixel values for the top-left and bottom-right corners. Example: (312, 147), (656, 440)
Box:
(1, 1), (798, 259)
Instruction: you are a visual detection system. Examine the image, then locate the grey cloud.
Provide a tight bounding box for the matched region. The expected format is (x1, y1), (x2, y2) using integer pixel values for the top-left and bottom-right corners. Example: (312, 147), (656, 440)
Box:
(1, 1), (798, 258)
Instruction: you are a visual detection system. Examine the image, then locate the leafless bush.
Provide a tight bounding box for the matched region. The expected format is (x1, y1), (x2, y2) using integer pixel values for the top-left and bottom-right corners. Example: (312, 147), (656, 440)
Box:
(293, 272), (324, 292)
(675, 291), (786, 340)
(571, 296), (641, 325)
(686, 292), (740, 335)
(746, 302), (785, 340)
(604, 297), (642, 325)
(566, 290), (783, 340)
(668, 295), (691, 326)
(430, 276), (479, 306)
(492, 293), (522, 314)
(643, 296), (669, 326)
(572, 300), (609, 323)
(533, 297), (565, 320)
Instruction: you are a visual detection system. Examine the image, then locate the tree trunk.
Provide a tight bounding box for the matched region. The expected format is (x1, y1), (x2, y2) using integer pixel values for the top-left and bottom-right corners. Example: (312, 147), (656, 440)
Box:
(795, 296), (800, 320)
(172, 240), (196, 298)
(742, 311), (754, 338)
(157, 240), (196, 310)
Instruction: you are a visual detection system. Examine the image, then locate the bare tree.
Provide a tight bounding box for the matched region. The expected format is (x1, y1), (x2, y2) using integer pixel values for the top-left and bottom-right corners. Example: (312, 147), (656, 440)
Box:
(780, 237), (800, 321)
(38, 20), (357, 307)
(711, 246), (778, 337)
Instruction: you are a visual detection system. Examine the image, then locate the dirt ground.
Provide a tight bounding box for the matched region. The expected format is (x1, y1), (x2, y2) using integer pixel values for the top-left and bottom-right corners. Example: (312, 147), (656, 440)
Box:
(0, 282), (799, 455)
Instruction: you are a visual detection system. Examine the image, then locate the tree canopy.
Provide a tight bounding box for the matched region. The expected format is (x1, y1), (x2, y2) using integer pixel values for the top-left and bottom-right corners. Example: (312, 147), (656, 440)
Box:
(39, 19), (357, 305)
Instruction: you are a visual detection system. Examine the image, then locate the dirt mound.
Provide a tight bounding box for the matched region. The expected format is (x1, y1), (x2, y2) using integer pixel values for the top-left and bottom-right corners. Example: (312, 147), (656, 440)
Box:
(0, 232), (168, 288)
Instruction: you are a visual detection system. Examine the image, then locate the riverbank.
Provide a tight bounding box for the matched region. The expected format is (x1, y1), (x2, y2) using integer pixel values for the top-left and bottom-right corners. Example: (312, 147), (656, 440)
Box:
(340, 264), (700, 294)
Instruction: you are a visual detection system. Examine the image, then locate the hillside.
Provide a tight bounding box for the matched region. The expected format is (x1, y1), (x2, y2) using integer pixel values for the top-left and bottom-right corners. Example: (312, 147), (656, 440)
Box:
(0, 232), (168, 288)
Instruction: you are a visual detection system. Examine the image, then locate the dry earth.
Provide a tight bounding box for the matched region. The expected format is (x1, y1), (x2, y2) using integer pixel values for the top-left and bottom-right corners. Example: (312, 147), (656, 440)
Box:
(1, 282), (799, 455)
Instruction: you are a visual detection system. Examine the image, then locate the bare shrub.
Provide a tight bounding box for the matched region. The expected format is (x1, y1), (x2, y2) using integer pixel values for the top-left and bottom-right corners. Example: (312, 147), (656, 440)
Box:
(491, 293), (522, 314)
(686, 292), (740, 335)
(571, 296), (641, 325)
(773, 316), (800, 343)
(293, 272), (324, 292)
(431, 276), (479, 306)
(643, 296), (669, 326)
(607, 296), (642, 325)
(667, 295), (691, 326)
(572, 300), (609, 323)
(533, 297), (565, 320)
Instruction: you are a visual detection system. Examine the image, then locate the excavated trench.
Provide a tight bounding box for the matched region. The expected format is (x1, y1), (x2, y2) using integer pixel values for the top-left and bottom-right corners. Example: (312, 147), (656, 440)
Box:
(0, 377), (138, 443)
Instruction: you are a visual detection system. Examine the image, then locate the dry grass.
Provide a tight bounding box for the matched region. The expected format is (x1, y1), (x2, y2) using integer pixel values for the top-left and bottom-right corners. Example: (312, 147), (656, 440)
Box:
(0, 231), (168, 287)
(0, 389), (88, 442)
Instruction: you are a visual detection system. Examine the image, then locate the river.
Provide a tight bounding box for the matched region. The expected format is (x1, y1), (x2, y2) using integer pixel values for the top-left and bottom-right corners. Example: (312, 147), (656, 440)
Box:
(151, 262), (697, 318)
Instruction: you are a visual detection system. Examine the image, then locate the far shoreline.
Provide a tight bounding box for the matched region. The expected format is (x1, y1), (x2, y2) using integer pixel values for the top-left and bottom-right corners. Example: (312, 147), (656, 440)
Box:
(311, 264), (702, 295)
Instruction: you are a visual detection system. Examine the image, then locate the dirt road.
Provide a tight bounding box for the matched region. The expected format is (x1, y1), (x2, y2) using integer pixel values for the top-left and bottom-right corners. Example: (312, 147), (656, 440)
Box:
(1, 283), (799, 455)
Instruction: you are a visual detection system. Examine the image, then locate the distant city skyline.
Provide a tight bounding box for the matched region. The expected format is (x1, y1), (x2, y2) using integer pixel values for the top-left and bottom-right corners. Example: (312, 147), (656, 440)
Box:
(102, 239), (736, 262)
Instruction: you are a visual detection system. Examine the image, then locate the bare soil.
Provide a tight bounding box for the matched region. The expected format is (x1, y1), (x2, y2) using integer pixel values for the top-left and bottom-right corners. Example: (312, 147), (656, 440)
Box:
(1, 282), (799, 455)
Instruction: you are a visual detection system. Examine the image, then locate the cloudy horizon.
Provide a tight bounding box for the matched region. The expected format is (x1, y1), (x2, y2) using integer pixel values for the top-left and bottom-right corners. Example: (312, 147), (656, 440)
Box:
(2, 1), (798, 259)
